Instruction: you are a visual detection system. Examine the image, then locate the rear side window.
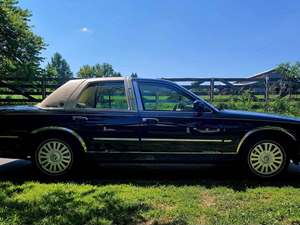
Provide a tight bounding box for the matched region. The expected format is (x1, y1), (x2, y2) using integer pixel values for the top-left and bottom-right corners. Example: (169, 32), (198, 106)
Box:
(77, 81), (129, 110)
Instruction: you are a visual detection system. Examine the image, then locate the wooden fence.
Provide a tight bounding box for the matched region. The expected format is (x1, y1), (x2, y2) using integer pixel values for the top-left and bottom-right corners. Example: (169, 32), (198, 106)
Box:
(164, 76), (276, 102)
(0, 77), (68, 104)
(0, 76), (299, 105)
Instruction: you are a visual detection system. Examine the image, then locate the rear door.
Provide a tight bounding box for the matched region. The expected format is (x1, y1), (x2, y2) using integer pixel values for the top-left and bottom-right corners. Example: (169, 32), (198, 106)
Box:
(70, 80), (142, 161)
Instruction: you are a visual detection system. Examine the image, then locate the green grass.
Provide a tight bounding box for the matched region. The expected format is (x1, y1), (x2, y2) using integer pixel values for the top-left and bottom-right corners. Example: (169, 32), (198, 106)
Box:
(1, 180), (300, 225)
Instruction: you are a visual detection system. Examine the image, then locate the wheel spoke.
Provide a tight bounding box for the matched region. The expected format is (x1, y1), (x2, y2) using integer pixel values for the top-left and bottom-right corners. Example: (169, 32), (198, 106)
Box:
(57, 163), (63, 171)
(43, 145), (51, 152)
(40, 159), (48, 165)
(60, 162), (67, 169)
(257, 145), (264, 152)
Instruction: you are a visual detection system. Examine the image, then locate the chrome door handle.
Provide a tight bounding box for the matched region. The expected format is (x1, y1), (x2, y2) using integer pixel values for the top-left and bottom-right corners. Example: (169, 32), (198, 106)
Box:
(103, 126), (116, 132)
(142, 118), (159, 124)
(72, 116), (88, 121)
(193, 128), (221, 133)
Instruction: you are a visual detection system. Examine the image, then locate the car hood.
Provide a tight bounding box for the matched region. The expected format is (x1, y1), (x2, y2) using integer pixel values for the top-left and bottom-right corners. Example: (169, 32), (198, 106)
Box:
(218, 109), (300, 124)
(0, 105), (42, 113)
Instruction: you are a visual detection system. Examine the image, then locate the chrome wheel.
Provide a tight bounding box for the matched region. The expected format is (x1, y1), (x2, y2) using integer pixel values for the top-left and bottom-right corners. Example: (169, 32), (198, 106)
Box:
(248, 141), (285, 177)
(37, 139), (73, 175)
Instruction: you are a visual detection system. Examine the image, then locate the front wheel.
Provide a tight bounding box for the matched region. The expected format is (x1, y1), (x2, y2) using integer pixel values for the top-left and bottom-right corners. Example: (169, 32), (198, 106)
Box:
(34, 139), (74, 176)
(246, 140), (288, 178)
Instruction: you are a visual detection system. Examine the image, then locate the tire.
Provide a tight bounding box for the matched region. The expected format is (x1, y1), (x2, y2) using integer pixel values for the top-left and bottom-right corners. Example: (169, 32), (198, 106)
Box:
(34, 138), (76, 177)
(246, 139), (289, 178)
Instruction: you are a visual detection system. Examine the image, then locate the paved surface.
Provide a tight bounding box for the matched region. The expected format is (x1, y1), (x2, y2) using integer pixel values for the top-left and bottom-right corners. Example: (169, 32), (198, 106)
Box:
(0, 158), (32, 176)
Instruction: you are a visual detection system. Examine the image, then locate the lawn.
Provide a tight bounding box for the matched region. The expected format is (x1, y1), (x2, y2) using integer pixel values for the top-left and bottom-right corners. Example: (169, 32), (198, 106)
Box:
(1, 165), (300, 225)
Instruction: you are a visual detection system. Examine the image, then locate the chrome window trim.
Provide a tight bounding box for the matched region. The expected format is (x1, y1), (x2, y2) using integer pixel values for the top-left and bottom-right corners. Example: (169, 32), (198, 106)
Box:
(69, 108), (137, 113)
(236, 126), (297, 153)
(31, 126), (87, 152)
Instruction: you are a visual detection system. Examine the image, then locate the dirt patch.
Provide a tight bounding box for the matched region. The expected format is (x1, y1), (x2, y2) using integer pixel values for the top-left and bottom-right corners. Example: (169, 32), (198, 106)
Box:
(201, 191), (216, 208)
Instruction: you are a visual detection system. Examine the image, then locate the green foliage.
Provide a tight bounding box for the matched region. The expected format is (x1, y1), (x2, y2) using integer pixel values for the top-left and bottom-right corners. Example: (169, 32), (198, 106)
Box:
(214, 91), (260, 111)
(77, 65), (94, 78)
(46, 52), (73, 81)
(77, 63), (121, 78)
(275, 62), (300, 97)
(268, 97), (290, 114)
(267, 97), (300, 117)
(0, 0), (45, 80)
(276, 62), (300, 81)
(213, 94), (300, 117)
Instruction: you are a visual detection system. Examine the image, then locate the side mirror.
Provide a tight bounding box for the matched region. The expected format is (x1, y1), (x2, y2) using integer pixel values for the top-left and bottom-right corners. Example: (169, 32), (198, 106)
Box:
(193, 100), (205, 112)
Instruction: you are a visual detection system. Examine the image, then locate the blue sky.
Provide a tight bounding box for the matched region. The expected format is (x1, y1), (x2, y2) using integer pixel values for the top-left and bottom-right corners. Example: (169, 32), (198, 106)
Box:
(19, 0), (300, 78)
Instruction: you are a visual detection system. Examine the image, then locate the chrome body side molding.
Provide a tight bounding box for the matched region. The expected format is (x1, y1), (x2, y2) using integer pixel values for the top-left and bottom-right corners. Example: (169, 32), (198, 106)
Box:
(236, 126), (297, 153)
(93, 137), (139, 141)
(31, 126), (87, 152)
(93, 137), (232, 143)
(0, 136), (19, 139)
(141, 138), (227, 143)
(87, 151), (237, 155)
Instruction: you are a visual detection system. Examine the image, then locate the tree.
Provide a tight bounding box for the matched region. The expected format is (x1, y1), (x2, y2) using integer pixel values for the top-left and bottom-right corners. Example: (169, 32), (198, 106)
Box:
(77, 63), (121, 78)
(46, 52), (73, 81)
(0, 0), (45, 79)
(130, 73), (138, 78)
(77, 65), (94, 78)
(276, 62), (300, 97)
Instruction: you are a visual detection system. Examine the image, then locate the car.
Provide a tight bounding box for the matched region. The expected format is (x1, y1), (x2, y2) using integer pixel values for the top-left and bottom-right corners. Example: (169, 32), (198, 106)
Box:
(0, 77), (300, 178)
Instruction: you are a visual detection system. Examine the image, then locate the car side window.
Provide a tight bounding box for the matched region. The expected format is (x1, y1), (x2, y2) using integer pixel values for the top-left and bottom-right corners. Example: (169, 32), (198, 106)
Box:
(77, 81), (129, 110)
(77, 86), (97, 108)
(139, 82), (195, 111)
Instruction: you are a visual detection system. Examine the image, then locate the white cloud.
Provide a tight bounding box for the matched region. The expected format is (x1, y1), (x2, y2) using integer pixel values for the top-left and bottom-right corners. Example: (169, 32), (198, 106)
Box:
(80, 27), (91, 33)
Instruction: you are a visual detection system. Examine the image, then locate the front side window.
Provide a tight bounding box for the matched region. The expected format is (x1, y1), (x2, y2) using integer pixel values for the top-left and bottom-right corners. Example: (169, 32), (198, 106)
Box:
(139, 82), (195, 111)
(77, 81), (129, 110)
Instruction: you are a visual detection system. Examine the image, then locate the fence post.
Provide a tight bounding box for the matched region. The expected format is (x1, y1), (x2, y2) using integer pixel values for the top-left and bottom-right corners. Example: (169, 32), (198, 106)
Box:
(209, 78), (214, 101)
(265, 75), (269, 106)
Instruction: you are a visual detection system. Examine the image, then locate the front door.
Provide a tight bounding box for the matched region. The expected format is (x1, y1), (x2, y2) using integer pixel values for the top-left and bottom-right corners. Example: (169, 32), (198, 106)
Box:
(135, 80), (229, 161)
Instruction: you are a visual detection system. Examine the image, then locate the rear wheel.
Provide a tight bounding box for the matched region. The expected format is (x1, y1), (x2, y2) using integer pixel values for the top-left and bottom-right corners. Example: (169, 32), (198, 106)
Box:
(246, 140), (288, 178)
(34, 139), (74, 176)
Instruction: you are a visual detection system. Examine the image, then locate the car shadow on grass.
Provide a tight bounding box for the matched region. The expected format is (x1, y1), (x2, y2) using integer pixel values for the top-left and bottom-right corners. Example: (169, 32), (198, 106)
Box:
(1, 159), (300, 191)
(0, 181), (150, 225)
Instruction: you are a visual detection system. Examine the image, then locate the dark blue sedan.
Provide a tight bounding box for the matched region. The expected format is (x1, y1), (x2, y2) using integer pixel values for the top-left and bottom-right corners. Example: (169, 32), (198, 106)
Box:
(0, 77), (299, 178)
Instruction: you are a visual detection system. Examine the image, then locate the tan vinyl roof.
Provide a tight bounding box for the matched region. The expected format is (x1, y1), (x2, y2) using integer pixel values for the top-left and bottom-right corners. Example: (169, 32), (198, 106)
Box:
(38, 79), (85, 108)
